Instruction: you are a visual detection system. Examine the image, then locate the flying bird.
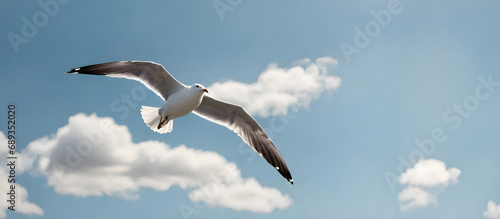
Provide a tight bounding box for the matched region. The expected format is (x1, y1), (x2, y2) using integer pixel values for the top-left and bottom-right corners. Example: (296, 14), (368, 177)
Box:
(66, 61), (293, 184)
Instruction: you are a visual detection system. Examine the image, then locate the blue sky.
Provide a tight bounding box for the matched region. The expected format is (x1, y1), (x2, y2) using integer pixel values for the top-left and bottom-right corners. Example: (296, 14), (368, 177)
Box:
(1, 0), (500, 218)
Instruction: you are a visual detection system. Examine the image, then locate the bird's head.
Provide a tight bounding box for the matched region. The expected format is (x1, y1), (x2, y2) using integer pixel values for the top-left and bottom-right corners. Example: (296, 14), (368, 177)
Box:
(191, 84), (209, 93)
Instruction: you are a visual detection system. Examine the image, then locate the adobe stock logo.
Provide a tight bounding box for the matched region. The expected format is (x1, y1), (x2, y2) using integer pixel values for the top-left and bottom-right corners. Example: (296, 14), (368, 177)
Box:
(339, 0), (407, 63)
(213, 0), (243, 21)
(7, 0), (70, 54)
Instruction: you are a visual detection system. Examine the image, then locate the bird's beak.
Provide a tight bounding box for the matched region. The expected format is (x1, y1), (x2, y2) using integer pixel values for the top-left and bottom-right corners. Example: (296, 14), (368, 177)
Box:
(203, 88), (209, 93)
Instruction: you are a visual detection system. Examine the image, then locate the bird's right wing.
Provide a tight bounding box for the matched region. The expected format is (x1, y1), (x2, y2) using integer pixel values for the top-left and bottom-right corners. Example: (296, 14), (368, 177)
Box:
(193, 95), (293, 184)
(67, 61), (185, 101)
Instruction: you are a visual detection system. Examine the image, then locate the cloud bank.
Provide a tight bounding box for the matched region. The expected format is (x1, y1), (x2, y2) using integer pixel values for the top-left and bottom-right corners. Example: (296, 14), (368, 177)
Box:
(398, 159), (460, 211)
(398, 186), (436, 211)
(189, 177), (292, 213)
(21, 113), (291, 213)
(207, 56), (341, 117)
(0, 132), (43, 218)
(484, 201), (500, 219)
(400, 158), (460, 187)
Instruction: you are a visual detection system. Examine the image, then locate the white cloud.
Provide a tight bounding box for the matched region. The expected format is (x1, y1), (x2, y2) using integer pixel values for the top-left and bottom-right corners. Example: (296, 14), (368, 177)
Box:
(398, 159), (460, 211)
(400, 159), (461, 187)
(189, 178), (292, 213)
(22, 113), (292, 213)
(398, 186), (436, 211)
(207, 56), (341, 117)
(0, 132), (43, 218)
(484, 200), (500, 219)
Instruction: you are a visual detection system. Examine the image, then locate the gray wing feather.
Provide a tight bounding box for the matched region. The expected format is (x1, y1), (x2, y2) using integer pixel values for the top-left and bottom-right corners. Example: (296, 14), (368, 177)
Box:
(67, 61), (185, 100)
(193, 96), (293, 184)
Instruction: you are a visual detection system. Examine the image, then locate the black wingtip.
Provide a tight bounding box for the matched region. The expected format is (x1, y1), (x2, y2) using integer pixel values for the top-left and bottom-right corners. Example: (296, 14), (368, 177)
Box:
(289, 179), (293, 185)
(66, 68), (79, 74)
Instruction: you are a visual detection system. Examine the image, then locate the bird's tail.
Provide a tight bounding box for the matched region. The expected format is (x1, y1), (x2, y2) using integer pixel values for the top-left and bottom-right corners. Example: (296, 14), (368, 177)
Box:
(140, 106), (173, 134)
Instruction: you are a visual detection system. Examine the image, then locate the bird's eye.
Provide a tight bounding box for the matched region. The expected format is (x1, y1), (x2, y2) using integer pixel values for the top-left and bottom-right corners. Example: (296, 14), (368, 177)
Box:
(196, 85), (199, 88)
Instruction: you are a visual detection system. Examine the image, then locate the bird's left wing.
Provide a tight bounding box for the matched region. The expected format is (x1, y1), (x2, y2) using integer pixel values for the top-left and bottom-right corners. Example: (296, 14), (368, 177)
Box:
(67, 61), (185, 101)
(193, 95), (293, 184)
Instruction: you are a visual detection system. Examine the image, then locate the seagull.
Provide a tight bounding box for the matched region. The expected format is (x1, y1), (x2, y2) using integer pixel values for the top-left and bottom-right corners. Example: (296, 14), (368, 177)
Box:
(66, 61), (293, 184)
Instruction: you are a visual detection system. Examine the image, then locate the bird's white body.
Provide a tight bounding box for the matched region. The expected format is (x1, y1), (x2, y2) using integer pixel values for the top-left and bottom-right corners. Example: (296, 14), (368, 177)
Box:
(161, 86), (205, 120)
(141, 85), (207, 134)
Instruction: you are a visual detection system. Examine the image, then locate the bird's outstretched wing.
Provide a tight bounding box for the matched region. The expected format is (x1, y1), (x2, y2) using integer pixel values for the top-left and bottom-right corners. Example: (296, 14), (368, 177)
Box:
(67, 61), (185, 100)
(193, 96), (293, 184)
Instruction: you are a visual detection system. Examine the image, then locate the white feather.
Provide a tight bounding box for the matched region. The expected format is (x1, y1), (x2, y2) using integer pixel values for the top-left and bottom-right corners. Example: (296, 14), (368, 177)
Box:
(140, 106), (173, 134)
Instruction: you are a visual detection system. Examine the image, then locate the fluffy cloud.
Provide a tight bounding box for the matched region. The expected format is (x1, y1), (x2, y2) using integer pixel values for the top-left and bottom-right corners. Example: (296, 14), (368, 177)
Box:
(400, 159), (461, 187)
(189, 178), (292, 213)
(484, 201), (500, 219)
(207, 56), (341, 117)
(22, 113), (291, 213)
(398, 159), (460, 211)
(0, 132), (43, 218)
(398, 187), (436, 211)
